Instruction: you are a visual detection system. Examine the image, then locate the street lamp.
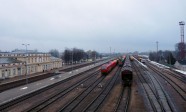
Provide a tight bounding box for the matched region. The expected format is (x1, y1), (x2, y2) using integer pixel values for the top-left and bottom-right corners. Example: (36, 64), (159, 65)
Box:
(22, 44), (29, 84)
(156, 41), (158, 62)
(71, 48), (73, 73)
(94, 51), (96, 65)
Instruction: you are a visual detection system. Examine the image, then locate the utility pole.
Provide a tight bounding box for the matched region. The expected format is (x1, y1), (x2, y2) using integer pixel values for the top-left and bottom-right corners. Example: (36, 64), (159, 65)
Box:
(22, 44), (29, 84)
(179, 21), (185, 60)
(71, 48), (73, 73)
(94, 51), (96, 65)
(110, 47), (111, 57)
(156, 41), (159, 62)
(156, 41), (159, 53)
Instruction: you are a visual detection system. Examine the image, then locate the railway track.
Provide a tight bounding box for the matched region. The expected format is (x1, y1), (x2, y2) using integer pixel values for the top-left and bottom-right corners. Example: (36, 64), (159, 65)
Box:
(56, 67), (121, 112)
(0, 66), (101, 112)
(133, 61), (174, 112)
(170, 68), (186, 81)
(82, 68), (121, 112)
(26, 71), (102, 112)
(114, 86), (131, 112)
(1, 58), (151, 112)
(163, 69), (186, 83)
(146, 62), (186, 101)
(148, 61), (186, 83)
(90, 66), (132, 112)
(57, 73), (107, 112)
(0, 59), (105, 93)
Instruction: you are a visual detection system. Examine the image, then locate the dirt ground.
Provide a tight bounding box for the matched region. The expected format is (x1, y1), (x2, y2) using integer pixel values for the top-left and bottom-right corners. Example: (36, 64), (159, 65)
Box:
(128, 71), (147, 112)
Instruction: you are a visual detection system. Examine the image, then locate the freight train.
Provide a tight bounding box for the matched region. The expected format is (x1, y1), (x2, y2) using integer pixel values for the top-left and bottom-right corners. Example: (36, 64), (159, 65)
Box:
(101, 59), (118, 75)
(118, 55), (126, 67)
(129, 55), (134, 61)
(121, 55), (133, 86)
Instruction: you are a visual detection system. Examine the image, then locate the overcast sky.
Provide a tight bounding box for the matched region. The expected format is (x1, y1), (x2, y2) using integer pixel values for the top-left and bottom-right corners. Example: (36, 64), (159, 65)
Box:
(0, 0), (185, 53)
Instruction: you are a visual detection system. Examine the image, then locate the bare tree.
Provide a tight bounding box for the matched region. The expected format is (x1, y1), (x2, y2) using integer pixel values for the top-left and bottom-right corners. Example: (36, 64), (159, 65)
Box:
(49, 49), (60, 58)
(62, 48), (71, 63)
(62, 48), (101, 64)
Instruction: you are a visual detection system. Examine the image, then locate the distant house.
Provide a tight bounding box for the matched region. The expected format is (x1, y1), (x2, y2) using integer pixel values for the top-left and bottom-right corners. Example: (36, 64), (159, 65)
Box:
(174, 60), (186, 71)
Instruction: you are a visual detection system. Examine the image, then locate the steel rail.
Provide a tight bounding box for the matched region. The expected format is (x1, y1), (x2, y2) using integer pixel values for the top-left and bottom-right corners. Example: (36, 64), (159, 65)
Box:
(84, 68), (121, 112)
(147, 63), (186, 101)
(0, 66), (101, 111)
(26, 70), (100, 112)
(133, 62), (164, 112)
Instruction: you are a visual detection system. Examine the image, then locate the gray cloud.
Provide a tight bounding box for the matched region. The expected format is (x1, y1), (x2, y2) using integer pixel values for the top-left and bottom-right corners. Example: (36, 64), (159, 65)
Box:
(0, 0), (186, 53)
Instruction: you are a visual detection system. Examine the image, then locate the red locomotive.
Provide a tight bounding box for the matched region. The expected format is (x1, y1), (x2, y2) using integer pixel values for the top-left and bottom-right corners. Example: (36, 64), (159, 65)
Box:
(101, 60), (118, 74)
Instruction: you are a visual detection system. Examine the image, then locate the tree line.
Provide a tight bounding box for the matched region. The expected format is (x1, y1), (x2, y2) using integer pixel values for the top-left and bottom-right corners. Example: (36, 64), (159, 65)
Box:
(149, 50), (176, 65)
(49, 48), (102, 64)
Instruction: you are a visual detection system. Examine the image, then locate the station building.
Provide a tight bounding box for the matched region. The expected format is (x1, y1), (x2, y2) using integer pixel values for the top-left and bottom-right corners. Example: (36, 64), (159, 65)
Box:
(0, 51), (62, 79)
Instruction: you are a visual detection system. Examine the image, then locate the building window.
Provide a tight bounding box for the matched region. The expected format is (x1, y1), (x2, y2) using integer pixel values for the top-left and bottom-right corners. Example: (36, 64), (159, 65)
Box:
(28, 58), (30, 63)
(28, 67), (30, 73)
(8, 69), (11, 76)
(35, 66), (37, 72)
(22, 68), (25, 75)
(31, 66), (33, 72)
(2, 70), (5, 78)
(13, 69), (16, 75)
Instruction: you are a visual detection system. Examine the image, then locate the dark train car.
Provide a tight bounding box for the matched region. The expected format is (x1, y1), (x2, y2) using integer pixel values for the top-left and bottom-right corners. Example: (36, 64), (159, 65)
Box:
(121, 67), (133, 86)
(101, 60), (117, 75)
(121, 55), (133, 86)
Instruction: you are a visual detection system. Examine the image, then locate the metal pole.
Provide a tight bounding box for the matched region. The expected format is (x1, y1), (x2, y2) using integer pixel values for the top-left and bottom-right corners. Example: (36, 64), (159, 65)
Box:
(110, 47), (111, 57)
(114, 49), (115, 56)
(179, 21), (185, 60)
(156, 41), (158, 62)
(22, 44), (29, 84)
(156, 41), (158, 53)
(94, 51), (96, 65)
(169, 54), (171, 64)
(71, 48), (73, 73)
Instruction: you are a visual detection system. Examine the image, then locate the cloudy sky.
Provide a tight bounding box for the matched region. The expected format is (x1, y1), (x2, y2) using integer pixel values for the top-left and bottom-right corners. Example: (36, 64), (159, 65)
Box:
(0, 0), (185, 53)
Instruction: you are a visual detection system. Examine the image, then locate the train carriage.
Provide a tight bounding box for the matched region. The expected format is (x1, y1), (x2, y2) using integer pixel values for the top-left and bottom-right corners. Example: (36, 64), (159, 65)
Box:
(118, 55), (126, 67)
(118, 58), (124, 67)
(101, 64), (111, 74)
(121, 67), (133, 86)
(121, 55), (133, 86)
(101, 60), (118, 75)
(130, 55), (134, 61)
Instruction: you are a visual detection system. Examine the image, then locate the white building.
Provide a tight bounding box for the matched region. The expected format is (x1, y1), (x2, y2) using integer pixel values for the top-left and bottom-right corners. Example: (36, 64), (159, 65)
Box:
(0, 51), (62, 79)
